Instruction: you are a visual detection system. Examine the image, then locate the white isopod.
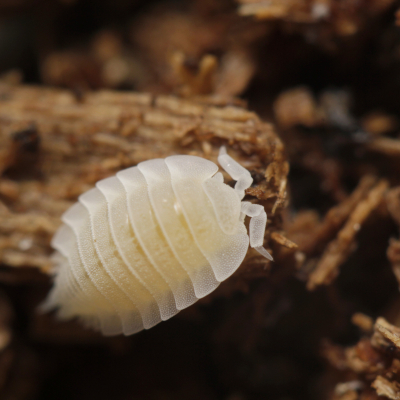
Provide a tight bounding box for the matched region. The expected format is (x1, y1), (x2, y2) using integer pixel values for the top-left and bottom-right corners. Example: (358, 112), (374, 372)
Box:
(42, 147), (273, 336)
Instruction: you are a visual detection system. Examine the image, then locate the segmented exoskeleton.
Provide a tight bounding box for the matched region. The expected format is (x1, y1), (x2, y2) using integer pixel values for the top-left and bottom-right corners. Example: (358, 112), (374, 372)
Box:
(43, 147), (273, 336)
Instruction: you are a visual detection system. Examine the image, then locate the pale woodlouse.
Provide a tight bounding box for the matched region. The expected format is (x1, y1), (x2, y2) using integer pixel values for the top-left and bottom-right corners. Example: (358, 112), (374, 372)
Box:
(42, 147), (273, 336)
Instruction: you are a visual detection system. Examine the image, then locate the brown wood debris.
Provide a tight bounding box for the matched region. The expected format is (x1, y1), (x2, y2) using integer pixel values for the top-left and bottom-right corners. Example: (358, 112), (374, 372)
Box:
(289, 175), (378, 257)
(0, 84), (286, 275)
(40, 3), (268, 98)
(372, 317), (400, 351)
(324, 317), (400, 400)
(367, 137), (400, 157)
(352, 313), (375, 334)
(371, 376), (400, 400)
(284, 175), (389, 288)
(237, 0), (396, 38)
(322, 337), (384, 374)
(270, 232), (298, 249)
(266, 81), (400, 399)
(274, 86), (322, 129)
(307, 179), (388, 290)
(361, 112), (398, 137)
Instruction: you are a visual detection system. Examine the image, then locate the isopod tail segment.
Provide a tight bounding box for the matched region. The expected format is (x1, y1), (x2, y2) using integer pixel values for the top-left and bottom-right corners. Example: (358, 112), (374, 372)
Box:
(218, 146), (273, 261)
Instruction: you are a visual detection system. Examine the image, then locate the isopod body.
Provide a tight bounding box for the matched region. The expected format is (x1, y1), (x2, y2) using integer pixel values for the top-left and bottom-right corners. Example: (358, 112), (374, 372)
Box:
(43, 147), (273, 336)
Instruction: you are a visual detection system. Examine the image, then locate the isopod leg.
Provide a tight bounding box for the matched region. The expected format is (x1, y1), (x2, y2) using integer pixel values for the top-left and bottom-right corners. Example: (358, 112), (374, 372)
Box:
(241, 202), (273, 261)
(218, 147), (253, 200)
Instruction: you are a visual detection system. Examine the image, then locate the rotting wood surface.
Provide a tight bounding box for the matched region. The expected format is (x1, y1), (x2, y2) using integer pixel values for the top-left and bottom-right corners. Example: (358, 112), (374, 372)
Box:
(0, 84), (287, 276)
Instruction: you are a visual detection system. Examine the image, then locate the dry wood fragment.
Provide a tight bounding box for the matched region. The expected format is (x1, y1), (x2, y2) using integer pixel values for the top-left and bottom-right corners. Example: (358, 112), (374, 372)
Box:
(274, 86), (321, 129)
(372, 317), (400, 351)
(367, 138), (400, 156)
(344, 346), (373, 373)
(323, 338), (383, 373)
(170, 52), (218, 96)
(324, 317), (400, 400)
(237, 0), (396, 38)
(288, 175), (377, 256)
(307, 179), (388, 290)
(0, 84), (286, 277)
(238, 0), (305, 21)
(362, 112), (398, 136)
(270, 232), (298, 249)
(371, 376), (400, 400)
(352, 313), (374, 334)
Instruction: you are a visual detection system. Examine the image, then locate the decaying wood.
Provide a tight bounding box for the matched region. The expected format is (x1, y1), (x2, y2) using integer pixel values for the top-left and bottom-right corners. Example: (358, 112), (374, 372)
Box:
(372, 317), (400, 350)
(307, 179), (388, 290)
(322, 317), (400, 400)
(270, 232), (298, 249)
(371, 376), (400, 400)
(367, 137), (400, 156)
(290, 175), (378, 257)
(274, 86), (321, 129)
(237, 0), (396, 37)
(351, 313), (374, 334)
(0, 83), (286, 276)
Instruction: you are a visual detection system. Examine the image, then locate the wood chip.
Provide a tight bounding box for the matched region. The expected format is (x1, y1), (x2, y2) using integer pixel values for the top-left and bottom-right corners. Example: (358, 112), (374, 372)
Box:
(367, 137), (400, 156)
(352, 313), (374, 333)
(289, 175), (377, 256)
(307, 179), (388, 290)
(371, 376), (400, 400)
(372, 317), (400, 350)
(271, 232), (298, 249)
(274, 86), (320, 129)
